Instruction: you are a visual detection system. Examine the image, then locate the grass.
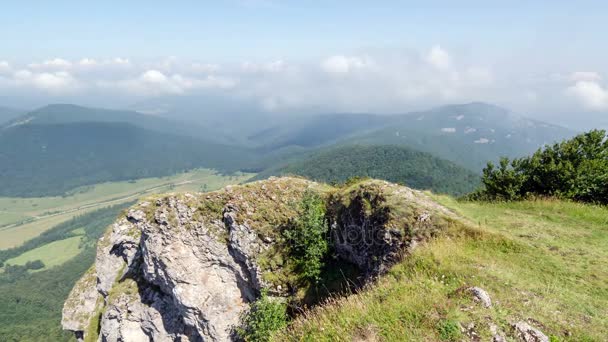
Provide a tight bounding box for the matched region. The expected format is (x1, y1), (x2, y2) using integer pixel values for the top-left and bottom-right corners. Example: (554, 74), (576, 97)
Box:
(5, 236), (83, 270)
(0, 169), (254, 249)
(278, 198), (608, 341)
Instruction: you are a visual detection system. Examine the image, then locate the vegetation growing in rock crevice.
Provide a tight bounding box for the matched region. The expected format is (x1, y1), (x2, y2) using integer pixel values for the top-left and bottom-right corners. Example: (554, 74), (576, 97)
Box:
(282, 190), (329, 283)
(469, 129), (608, 204)
(237, 290), (288, 342)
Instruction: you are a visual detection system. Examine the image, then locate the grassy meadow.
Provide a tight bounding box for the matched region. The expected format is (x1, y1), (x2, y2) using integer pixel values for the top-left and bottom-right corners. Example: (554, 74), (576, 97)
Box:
(0, 169), (254, 249)
(5, 236), (83, 271)
(278, 198), (608, 341)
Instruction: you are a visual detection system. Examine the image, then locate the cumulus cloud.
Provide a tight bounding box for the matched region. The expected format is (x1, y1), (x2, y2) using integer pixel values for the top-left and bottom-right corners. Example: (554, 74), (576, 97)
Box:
(13, 69), (80, 93)
(6, 48), (602, 118)
(79, 58), (98, 67)
(321, 55), (372, 74)
(191, 63), (220, 73)
(104, 69), (237, 96)
(567, 80), (608, 110)
(29, 58), (72, 70)
(241, 60), (289, 73)
(427, 45), (451, 70)
(0, 61), (11, 74)
(570, 71), (602, 82)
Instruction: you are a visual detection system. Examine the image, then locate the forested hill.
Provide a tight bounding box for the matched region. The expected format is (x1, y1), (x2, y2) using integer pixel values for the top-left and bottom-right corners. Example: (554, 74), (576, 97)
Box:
(255, 145), (480, 195)
(1, 104), (230, 144)
(0, 122), (253, 197)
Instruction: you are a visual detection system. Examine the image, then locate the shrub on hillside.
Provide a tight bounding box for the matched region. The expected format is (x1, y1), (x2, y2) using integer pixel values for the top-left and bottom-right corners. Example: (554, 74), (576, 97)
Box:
(469, 130), (608, 204)
(237, 290), (288, 342)
(283, 190), (329, 282)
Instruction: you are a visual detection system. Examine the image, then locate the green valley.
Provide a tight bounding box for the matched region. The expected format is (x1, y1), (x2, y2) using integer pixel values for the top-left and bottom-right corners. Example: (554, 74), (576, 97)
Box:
(0, 169), (254, 249)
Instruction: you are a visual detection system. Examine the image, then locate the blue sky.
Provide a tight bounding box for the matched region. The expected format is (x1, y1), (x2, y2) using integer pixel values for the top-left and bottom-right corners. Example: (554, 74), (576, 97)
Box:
(1, 0), (605, 62)
(0, 1), (607, 128)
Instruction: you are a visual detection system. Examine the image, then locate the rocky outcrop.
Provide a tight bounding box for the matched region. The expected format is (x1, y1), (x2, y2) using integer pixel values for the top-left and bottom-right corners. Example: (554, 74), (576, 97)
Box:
(467, 286), (492, 308)
(62, 177), (456, 341)
(329, 180), (455, 278)
(512, 321), (550, 342)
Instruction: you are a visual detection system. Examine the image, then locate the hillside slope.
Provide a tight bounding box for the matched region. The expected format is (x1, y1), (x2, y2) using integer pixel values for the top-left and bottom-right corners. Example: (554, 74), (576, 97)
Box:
(255, 145), (480, 195)
(281, 198), (608, 341)
(0, 122), (253, 197)
(1, 104), (229, 143)
(346, 103), (575, 172)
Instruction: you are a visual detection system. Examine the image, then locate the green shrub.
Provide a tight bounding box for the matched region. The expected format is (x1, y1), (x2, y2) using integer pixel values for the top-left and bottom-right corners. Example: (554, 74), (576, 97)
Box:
(237, 290), (288, 342)
(436, 319), (461, 341)
(283, 191), (329, 282)
(25, 260), (45, 270)
(472, 130), (608, 204)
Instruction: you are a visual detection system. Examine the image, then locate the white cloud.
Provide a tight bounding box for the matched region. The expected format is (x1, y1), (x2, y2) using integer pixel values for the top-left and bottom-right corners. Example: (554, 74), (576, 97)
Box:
(110, 58), (131, 66)
(427, 45), (451, 70)
(191, 63), (220, 73)
(79, 58), (98, 66)
(570, 71), (602, 82)
(4, 50), (596, 117)
(567, 80), (608, 110)
(241, 60), (288, 73)
(0, 61), (11, 74)
(106, 69), (237, 96)
(29, 58), (72, 70)
(321, 55), (371, 74)
(13, 69), (80, 93)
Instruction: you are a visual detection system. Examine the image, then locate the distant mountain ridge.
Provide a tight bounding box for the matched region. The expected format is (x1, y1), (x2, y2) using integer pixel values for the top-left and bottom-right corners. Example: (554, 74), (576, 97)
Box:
(243, 102), (575, 172)
(0, 101), (576, 197)
(0, 121), (253, 197)
(1, 104), (231, 144)
(345, 102), (576, 171)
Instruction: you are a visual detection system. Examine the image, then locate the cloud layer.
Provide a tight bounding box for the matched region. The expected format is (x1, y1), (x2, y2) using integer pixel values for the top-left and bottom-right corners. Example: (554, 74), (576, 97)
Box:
(0, 46), (606, 117)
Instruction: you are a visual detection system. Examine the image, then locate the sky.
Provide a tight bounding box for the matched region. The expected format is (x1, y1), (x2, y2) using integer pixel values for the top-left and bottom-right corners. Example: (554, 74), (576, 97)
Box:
(0, 0), (607, 129)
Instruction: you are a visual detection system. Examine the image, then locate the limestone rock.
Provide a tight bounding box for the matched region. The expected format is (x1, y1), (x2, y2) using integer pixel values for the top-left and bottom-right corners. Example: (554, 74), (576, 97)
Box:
(62, 177), (456, 341)
(329, 180), (455, 278)
(512, 321), (550, 342)
(61, 267), (101, 334)
(468, 286), (492, 308)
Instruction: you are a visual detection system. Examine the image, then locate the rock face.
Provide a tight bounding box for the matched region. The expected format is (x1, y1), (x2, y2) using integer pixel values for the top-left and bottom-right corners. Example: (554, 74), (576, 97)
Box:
(328, 181), (454, 278)
(62, 177), (456, 341)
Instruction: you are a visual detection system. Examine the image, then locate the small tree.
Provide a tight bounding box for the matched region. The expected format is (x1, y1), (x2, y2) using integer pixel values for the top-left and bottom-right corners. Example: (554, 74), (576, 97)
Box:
(25, 260), (45, 270)
(473, 129), (608, 204)
(480, 157), (526, 200)
(283, 191), (329, 282)
(237, 290), (288, 342)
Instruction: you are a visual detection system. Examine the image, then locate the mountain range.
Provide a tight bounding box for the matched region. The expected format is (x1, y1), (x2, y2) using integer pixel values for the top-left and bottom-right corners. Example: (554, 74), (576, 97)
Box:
(0, 101), (577, 197)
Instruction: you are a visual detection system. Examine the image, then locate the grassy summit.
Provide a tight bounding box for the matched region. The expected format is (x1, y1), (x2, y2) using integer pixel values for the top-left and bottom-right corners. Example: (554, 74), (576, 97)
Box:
(278, 198), (608, 341)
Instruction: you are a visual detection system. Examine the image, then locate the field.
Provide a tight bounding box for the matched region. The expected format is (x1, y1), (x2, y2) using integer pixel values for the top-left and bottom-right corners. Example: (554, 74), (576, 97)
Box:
(280, 198), (608, 341)
(0, 169), (254, 249)
(5, 236), (83, 270)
